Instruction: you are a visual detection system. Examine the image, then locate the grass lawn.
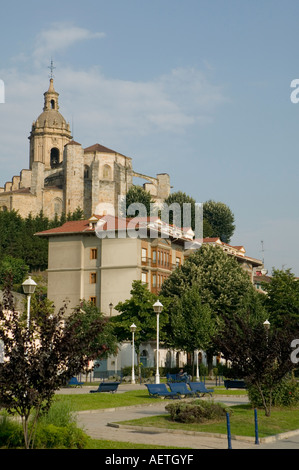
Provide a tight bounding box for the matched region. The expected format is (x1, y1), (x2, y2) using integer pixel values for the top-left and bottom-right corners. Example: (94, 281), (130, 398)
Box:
(55, 384), (246, 412)
(115, 404), (299, 439)
(86, 439), (189, 449)
(55, 389), (165, 411)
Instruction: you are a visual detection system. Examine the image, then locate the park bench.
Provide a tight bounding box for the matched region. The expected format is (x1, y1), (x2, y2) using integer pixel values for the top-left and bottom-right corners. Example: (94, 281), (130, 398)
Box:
(167, 382), (196, 398)
(145, 383), (181, 399)
(89, 382), (120, 393)
(188, 382), (214, 397)
(67, 377), (84, 387)
(224, 379), (247, 389)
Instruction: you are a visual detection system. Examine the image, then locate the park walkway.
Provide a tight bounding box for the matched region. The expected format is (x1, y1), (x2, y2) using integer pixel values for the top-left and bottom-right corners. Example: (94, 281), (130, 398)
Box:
(56, 383), (267, 449)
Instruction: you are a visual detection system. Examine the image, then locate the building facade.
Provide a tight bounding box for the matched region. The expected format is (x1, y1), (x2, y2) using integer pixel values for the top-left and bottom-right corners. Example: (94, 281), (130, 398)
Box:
(37, 215), (263, 375)
(0, 79), (170, 219)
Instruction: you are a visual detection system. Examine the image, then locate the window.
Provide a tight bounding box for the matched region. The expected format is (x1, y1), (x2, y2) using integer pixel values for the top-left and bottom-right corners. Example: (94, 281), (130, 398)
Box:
(50, 148), (60, 168)
(141, 272), (147, 284)
(50, 99), (55, 109)
(152, 274), (157, 287)
(90, 248), (98, 260)
(141, 248), (147, 262)
(90, 272), (97, 284)
(53, 198), (62, 216)
(90, 296), (96, 305)
(103, 164), (112, 179)
(84, 165), (90, 179)
(152, 250), (156, 263)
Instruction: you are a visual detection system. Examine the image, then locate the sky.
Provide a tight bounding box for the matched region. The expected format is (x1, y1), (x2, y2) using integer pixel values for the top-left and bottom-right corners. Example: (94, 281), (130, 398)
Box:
(0, 0), (299, 275)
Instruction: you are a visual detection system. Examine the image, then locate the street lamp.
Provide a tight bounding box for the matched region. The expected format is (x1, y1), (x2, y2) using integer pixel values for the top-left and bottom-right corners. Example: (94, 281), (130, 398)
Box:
(22, 276), (37, 329)
(130, 323), (137, 384)
(153, 300), (163, 384)
(109, 302), (113, 317)
(263, 319), (270, 330)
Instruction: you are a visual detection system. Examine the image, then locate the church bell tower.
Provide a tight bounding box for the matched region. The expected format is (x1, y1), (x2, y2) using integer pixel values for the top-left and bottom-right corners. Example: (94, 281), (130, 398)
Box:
(28, 70), (72, 171)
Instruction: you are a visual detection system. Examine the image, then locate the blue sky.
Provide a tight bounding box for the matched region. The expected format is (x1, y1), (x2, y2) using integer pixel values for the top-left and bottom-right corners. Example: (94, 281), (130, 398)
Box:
(1, 0), (299, 274)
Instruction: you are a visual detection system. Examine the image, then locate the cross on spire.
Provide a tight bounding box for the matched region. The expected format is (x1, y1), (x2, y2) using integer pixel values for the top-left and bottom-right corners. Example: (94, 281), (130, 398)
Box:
(48, 59), (56, 79)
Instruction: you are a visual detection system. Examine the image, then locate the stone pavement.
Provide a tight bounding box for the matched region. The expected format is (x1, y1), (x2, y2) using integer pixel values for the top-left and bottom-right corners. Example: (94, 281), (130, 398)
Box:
(57, 383), (299, 450)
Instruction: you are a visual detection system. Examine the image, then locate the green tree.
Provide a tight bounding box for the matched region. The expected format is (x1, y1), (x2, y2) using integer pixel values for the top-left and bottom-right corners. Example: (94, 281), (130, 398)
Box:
(0, 210), (23, 261)
(203, 200), (235, 243)
(0, 255), (29, 286)
(262, 268), (299, 328)
(168, 285), (216, 378)
(0, 279), (115, 449)
(160, 244), (261, 372)
(122, 186), (155, 218)
(111, 281), (169, 378)
(215, 313), (299, 416)
(164, 191), (214, 237)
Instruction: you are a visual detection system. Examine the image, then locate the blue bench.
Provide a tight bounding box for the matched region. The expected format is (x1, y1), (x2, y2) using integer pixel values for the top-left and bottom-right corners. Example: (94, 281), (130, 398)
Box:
(224, 380), (247, 389)
(145, 383), (180, 399)
(90, 382), (120, 393)
(67, 377), (84, 387)
(167, 382), (196, 397)
(188, 382), (214, 397)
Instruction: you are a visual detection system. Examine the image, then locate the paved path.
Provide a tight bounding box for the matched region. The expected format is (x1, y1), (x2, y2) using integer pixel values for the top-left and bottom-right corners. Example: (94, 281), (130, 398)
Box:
(58, 384), (299, 450)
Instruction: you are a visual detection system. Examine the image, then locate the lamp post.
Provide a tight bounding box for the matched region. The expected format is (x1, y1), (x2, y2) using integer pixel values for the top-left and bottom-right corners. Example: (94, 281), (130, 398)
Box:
(130, 323), (137, 384)
(153, 300), (163, 384)
(195, 350), (200, 382)
(22, 276), (37, 329)
(263, 319), (270, 330)
(263, 319), (270, 346)
(109, 302), (113, 317)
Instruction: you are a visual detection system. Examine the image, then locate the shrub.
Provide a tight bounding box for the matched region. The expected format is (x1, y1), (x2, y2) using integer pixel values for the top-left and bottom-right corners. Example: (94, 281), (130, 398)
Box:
(33, 423), (88, 449)
(165, 400), (230, 424)
(0, 411), (24, 448)
(248, 378), (299, 408)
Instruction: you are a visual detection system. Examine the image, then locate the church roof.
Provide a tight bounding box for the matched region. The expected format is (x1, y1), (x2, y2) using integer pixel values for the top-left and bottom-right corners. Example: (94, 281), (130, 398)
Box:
(84, 143), (126, 156)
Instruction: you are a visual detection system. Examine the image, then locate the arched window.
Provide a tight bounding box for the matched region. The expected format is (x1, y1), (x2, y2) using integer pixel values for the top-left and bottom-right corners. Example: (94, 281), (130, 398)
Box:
(50, 99), (55, 110)
(53, 198), (62, 216)
(1, 206), (8, 212)
(84, 165), (90, 179)
(103, 164), (112, 179)
(176, 352), (180, 368)
(50, 148), (60, 168)
(140, 350), (148, 368)
(165, 351), (172, 368)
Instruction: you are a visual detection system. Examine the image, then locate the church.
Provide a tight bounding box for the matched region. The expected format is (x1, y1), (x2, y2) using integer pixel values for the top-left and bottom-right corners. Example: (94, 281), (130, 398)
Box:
(0, 78), (170, 219)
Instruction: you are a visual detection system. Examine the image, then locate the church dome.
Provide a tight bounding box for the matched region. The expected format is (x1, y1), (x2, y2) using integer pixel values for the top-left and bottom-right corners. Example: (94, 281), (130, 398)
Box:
(33, 78), (69, 130)
(35, 109), (68, 129)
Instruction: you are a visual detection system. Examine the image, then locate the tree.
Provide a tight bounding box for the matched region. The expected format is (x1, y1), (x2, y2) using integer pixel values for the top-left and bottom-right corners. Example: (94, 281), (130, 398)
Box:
(0, 278), (115, 448)
(111, 281), (169, 378)
(122, 186), (155, 218)
(167, 285), (216, 378)
(164, 191), (213, 237)
(261, 268), (299, 328)
(214, 313), (299, 416)
(160, 244), (259, 372)
(0, 255), (29, 286)
(203, 200), (235, 243)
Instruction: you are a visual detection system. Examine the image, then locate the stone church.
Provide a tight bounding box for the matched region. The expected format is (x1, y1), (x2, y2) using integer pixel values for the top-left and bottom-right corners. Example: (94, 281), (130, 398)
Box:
(0, 78), (170, 219)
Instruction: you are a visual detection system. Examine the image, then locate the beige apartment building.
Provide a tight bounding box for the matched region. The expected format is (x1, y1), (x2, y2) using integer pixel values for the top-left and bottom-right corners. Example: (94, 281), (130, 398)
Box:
(37, 215), (263, 375)
(37, 215), (191, 316)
